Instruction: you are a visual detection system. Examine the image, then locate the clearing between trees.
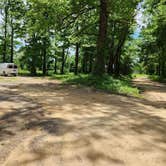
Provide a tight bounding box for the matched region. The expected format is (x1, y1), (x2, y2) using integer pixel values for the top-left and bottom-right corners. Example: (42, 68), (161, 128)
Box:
(0, 76), (166, 166)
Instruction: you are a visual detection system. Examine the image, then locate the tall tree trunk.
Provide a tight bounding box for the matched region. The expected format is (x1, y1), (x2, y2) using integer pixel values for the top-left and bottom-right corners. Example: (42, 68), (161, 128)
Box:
(114, 26), (129, 76)
(89, 53), (93, 73)
(158, 54), (161, 76)
(31, 61), (37, 76)
(161, 61), (165, 77)
(107, 22), (115, 75)
(74, 42), (79, 75)
(82, 53), (87, 73)
(61, 47), (65, 74)
(161, 48), (165, 77)
(10, 17), (14, 63)
(3, 3), (8, 62)
(54, 57), (57, 74)
(107, 42), (114, 74)
(114, 52), (120, 76)
(42, 38), (47, 75)
(31, 35), (37, 76)
(93, 0), (108, 75)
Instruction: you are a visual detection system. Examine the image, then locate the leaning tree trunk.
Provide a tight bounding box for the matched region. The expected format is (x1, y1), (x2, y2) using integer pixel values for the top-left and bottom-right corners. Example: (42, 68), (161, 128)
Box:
(93, 0), (108, 76)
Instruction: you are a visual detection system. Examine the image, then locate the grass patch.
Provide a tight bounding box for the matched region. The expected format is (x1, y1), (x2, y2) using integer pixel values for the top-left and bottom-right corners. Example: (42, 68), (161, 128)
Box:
(51, 74), (140, 97)
(132, 73), (166, 83)
(18, 69), (31, 76)
(19, 69), (51, 77)
(51, 73), (74, 81)
(148, 75), (166, 83)
(132, 73), (148, 78)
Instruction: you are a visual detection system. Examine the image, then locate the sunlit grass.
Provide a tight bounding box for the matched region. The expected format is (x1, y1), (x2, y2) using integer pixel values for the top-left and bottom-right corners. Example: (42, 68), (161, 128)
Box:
(148, 75), (166, 83)
(132, 73), (148, 78)
(51, 74), (140, 97)
(18, 70), (140, 97)
(132, 73), (166, 83)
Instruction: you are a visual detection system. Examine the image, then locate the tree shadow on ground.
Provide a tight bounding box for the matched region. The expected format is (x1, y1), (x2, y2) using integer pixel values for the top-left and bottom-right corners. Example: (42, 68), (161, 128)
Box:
(1, 82), (166, 143)
(0, 87), (73, 142)
(0, 80), (166, 165)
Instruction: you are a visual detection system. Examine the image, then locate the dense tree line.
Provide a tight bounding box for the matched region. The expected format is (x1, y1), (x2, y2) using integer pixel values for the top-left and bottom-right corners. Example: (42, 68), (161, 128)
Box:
(137, 0), (166, 77)
(0, 0), (25, 63)
(2, 0), (164, 78)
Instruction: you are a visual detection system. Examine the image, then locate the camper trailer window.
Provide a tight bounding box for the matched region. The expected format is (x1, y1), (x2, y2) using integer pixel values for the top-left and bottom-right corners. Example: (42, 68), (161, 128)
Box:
(14, 65), (18, 69)
(8, 65), (13, 69)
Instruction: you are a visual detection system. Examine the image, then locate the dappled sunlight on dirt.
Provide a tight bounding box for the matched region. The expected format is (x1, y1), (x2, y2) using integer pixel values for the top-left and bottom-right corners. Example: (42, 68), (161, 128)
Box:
(0, 76), (166, 166)
(133, 77), (166, 102)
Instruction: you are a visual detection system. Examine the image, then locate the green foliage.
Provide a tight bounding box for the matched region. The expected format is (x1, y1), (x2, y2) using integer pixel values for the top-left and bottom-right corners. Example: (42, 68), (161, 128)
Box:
(0, 0), (141, 76)
(148, 75), (166, 83)
(2, 0), (165, 89)
(0, 0), (26, 62)
(132, 73), (148, 78)
(138, 0), (166, 77)
(51, 74), (140, 97)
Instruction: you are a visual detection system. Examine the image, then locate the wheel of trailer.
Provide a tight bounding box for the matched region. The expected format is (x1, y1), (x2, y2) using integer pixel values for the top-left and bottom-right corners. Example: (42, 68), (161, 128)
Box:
(3, 71), (7, 76)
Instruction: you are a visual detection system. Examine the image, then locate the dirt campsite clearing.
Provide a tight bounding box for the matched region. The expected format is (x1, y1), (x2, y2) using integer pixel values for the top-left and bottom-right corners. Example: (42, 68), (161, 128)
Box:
(0, 76), (166, 166)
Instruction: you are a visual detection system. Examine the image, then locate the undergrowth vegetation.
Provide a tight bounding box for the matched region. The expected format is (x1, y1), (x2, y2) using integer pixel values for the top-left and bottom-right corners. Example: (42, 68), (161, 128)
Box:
(51, 74), (140, 97)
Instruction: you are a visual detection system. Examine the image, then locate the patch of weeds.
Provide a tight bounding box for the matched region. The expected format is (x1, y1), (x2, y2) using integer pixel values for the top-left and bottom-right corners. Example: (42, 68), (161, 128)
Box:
(51, 74), (140, 97)
(149, 75), (166, 83)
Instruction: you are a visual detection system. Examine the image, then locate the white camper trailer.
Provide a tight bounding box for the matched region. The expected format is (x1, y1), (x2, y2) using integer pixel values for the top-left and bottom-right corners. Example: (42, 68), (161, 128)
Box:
(0, 63), (18, 76)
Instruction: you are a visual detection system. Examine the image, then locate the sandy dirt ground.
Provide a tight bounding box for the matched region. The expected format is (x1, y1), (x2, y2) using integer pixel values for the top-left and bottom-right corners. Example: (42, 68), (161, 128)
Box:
(0, 76), (166, 166)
